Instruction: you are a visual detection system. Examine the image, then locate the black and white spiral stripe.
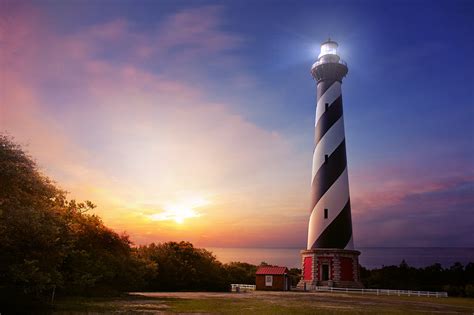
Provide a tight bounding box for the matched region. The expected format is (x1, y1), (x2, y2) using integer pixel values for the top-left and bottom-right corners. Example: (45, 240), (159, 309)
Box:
(307, 79), (354, 250)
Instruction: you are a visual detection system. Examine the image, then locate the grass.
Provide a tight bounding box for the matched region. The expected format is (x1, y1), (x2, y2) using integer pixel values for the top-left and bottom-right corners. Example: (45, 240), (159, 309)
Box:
(51, 291), (474, 314)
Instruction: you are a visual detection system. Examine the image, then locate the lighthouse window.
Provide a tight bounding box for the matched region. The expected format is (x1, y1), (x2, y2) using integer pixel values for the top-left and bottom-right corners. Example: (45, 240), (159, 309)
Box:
(325, 103), (329, 111)
(324, 208), (328, 219)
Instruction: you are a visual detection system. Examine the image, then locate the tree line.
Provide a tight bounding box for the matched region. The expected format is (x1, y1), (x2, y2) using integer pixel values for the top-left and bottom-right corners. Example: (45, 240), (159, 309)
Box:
(0, 135), (262, 309)
(1, 135), (472, 310)
(361, 260), (474, 297)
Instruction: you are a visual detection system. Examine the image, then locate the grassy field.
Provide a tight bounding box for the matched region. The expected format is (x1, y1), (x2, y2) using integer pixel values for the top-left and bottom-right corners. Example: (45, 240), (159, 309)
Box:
(51, 290), (474, 314)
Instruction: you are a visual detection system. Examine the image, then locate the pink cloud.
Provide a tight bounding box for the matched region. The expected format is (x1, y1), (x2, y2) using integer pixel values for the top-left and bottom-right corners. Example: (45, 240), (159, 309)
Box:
(87, 19), (129, 40)
(350, 159), (474, 215)
(1, 5), (308, 247)
(156, 6), (241, 53)
(352, 175), (473, 247)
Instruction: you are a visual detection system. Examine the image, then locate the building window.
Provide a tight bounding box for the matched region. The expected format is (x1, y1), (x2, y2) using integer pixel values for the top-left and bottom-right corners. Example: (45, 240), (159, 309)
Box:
(325, 103), (329, 111)
(265, 275), (273, 286)
(324, 154), (329, 163)
(324, 208), (328, 219)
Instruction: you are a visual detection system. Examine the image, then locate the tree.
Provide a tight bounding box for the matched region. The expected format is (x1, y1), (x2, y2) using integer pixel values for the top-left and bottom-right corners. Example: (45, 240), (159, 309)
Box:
(360, 260), (474, 296)
(0, 135), (69, 305)
(137, 242), (227, 291)
(224, 262), (257, 285)
(0, 135), (157, 308)
(288, 268), (302, 286)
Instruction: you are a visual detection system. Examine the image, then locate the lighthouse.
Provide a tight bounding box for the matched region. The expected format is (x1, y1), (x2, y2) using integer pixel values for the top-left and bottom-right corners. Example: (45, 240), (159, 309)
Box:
(298, 39), (363, 289)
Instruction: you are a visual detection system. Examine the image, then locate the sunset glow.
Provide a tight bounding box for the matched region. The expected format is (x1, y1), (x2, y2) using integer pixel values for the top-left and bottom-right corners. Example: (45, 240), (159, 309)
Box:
(1, 1), (472, 249)
(149, 197), (207, 224)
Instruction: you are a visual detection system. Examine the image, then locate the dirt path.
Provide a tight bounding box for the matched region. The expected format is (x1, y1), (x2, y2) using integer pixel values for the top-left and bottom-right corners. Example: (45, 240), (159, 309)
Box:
(129, 291), (474, 314)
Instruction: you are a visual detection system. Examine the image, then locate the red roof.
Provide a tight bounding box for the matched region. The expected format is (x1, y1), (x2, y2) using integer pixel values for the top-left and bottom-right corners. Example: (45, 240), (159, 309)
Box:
(256, 266), (289, 275)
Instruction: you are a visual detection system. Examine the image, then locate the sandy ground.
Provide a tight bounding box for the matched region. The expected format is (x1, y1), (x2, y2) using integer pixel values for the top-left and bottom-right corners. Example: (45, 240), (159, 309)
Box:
(52, 291), (474, 314)
(127, 290), (474, 314)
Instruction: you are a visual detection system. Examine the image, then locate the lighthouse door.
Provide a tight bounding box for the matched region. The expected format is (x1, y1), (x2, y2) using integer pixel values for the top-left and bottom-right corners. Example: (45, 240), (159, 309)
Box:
(321, 264), (330, 281)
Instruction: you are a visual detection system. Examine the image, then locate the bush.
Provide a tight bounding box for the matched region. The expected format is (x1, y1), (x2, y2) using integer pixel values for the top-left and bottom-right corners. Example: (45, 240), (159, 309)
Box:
(137, 242), (228, 291)
(464, 284), (474, 297)
(224, 262), (257, 285)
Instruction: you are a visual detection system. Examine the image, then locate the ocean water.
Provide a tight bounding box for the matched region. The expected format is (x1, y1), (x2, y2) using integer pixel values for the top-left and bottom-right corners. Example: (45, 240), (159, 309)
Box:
(207, 247), (474, 269)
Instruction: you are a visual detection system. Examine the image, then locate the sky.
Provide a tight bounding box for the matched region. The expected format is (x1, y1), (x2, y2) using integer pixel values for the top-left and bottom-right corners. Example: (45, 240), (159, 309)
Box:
(1, 0), (473, 248)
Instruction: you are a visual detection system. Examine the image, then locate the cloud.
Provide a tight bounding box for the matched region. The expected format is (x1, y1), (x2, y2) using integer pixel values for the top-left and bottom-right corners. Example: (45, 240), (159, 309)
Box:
(3, 4), (472, 249)
(1, 4), (308, 247)
(353, 175), (474, 247)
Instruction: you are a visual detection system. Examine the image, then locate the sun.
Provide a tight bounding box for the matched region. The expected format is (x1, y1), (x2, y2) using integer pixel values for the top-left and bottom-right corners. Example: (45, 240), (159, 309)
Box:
(149, 197), (208, 224)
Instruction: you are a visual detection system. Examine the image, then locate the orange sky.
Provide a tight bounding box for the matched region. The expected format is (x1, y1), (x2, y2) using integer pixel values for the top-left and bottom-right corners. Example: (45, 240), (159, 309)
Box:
(1, 6), (310, 247)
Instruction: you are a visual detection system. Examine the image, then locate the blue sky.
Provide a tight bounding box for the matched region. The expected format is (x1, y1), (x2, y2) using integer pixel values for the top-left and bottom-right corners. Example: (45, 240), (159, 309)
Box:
(2, 0), (473, 247)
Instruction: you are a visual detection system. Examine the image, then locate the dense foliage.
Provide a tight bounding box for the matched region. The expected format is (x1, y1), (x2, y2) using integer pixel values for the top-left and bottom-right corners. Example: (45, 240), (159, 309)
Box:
(0, 135), (158, 308)
(0, 136), (259, 309)
(136, 242), (264, 292)
(136, 242), (228, 291)
(361, 260), (474, 297)
(1, 134), (473, 311)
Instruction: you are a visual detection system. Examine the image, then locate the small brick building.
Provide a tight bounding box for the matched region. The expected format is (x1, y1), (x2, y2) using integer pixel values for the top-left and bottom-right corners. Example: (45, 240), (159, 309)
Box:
(255, 266), (290, 291)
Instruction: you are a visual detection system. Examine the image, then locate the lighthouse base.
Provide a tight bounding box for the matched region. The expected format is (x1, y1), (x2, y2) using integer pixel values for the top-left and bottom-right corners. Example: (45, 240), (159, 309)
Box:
(297, 248), (363, 289)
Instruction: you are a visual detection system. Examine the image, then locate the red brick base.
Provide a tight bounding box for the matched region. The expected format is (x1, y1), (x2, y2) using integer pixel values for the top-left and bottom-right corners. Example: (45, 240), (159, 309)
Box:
(298, 248), (363, 288)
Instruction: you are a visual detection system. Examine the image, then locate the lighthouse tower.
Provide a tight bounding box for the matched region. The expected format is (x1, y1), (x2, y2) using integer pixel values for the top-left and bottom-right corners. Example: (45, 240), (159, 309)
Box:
(299, 39), (363, 289)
